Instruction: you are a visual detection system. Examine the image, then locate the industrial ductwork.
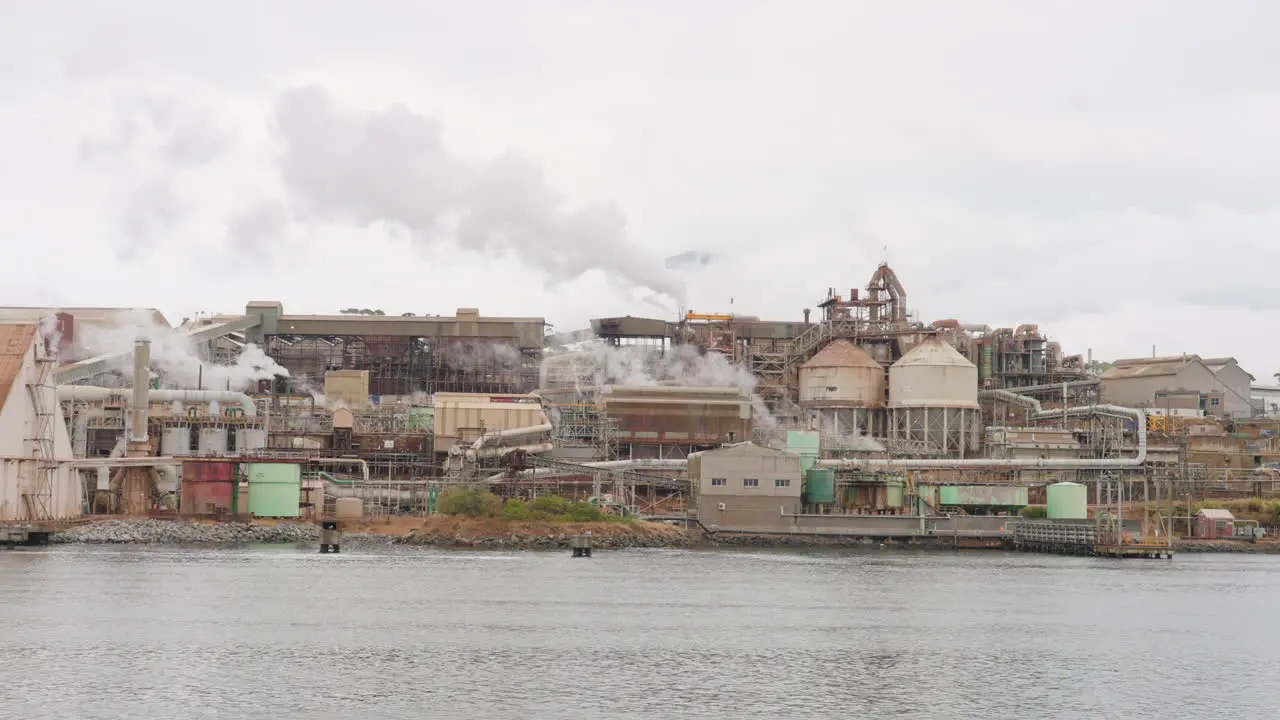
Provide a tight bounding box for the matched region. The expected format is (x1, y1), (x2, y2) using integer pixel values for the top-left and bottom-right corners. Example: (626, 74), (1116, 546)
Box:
(468, 423), (553, 452)
(57, 386), (259, 418)
(465, 442), (554, 462)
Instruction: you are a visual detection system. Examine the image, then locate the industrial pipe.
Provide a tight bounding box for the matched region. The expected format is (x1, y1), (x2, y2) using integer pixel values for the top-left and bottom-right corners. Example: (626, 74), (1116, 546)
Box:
(466, 442), (554, 462)
(485, 457), (688, 482)
(56, 386), (259, 418)
(131, 339), (151, 443)
(469, 423), (553, 451)
(818, 392), (1148, 470)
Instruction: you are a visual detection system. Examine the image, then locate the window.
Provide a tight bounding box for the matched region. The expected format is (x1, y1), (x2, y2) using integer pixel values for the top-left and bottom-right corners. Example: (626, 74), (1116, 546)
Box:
(743, 478), (760, 488)
(710, 478), (727, 487)
(1210, 397), (1221, 406)
(775, 478), (791, 488)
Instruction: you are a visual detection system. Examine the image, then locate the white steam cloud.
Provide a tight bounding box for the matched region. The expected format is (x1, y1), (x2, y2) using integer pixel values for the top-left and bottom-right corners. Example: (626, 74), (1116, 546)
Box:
(76, 310), (289, 391)
(539, 340), (778, 439)
(270, 86), (685, 305)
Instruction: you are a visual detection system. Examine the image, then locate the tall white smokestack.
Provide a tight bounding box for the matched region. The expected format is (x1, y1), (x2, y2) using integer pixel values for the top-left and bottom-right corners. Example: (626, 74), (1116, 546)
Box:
(131, 337), (151, 443)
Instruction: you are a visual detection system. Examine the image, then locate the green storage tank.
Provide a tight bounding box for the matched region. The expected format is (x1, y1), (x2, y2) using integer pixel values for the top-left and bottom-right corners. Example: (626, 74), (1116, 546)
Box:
(1046, 482), (1087, 520)
(803, 468), (836, 505)
(885, 480), (905, 509)
(247, 463), (302, 518)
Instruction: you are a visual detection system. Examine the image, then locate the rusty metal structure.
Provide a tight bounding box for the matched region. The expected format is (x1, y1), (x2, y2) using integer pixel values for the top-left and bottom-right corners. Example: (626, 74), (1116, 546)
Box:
(591, 262), (1089, 417)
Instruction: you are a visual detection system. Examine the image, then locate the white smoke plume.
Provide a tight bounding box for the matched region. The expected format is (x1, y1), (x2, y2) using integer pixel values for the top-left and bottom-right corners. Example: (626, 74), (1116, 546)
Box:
(75, 309), (289, 391)
(270, 87), (685, 304)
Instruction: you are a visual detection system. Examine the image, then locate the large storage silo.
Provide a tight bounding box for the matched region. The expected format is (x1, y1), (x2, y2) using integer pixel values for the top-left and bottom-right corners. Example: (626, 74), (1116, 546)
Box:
(888, 337), (980, 456)
(798, 339), (885, 437)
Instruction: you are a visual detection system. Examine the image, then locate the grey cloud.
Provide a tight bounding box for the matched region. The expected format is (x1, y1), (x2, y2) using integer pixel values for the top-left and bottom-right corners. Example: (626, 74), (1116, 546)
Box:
(272, 86), (684, 302)
(226, 199), (289, 251)
(118, 180), (189, 260)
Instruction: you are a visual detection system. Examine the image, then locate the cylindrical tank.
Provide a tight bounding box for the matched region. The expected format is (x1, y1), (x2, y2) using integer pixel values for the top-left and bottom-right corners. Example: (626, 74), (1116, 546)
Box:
(198, 427), (228, 455)
(885, 480), (905, 509)
(334, 497), (363, 519)
(162, 426), (191, 456)
(236, 428), (267, 454)
(798, 340), (884, 408)
(180, 460), (236, 514)
(803, 468), (836, 505)
(1047, 482), (1088, 520)
(888, 337), (979, 408)
(247, 463), (302, 517)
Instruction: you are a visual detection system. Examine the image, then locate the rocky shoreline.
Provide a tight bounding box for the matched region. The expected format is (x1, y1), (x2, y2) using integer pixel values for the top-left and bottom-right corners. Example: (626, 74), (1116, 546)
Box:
(45, 518), (1280, 554)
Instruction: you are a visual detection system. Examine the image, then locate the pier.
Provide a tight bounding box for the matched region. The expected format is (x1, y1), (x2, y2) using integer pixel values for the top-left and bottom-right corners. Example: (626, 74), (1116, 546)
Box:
(1011, 521), (1174, 559)
(1, 527), (53, 548)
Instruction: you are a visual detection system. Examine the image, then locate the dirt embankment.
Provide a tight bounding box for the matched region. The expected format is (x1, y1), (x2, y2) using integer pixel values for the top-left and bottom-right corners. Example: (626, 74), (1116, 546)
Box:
(387, 516), (704, 549)
(1176, 539), (1280, 554)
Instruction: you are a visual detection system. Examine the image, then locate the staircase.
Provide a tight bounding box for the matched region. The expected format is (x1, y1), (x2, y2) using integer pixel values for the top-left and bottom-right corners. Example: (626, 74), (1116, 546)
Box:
(750, 320), (865, 405)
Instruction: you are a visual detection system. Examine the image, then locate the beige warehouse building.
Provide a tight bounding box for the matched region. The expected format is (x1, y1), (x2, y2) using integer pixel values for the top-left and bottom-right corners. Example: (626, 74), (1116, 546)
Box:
(689, 443), (802, 532)
(1101, 355), (1255, 418)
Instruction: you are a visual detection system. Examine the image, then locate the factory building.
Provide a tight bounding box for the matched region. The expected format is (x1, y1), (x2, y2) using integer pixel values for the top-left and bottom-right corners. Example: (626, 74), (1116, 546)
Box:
(0, 322), (81, 522)
(689, 443), (802, 532)
(241, 302), (545, 397)
(1101, 355), (1256, 418)
(603, 386), (752, 459)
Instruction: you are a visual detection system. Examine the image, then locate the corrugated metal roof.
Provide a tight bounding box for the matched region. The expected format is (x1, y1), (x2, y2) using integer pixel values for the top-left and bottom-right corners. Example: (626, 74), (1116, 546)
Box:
(1196, 508), (1234, 520)
(802, 339), (882, 370)
(1102, 355), (1198, 380)
(0, 323), (38, 414)
(891, 337), (976, 369)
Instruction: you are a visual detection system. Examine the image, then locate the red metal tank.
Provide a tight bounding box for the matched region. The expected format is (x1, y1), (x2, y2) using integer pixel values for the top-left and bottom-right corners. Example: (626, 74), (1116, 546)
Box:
(181, 460), (237, 515)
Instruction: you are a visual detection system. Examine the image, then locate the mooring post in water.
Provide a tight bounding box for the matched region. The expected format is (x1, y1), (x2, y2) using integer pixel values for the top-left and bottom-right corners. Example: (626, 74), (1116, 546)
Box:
(319, 520), (341, 554)
(570, 533), (593, 558)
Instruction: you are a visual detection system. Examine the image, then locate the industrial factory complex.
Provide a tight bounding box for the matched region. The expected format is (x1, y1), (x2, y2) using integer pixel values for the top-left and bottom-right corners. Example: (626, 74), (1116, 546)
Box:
(2, 263), (1277, 551)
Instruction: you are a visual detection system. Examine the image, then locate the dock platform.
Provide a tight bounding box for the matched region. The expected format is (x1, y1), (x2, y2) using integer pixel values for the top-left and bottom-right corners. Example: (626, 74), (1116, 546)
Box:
(1011, 521), (1174, 559)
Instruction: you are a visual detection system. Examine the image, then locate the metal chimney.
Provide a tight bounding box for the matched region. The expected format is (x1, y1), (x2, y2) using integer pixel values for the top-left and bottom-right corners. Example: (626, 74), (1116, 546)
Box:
(131, 338), (151, 443)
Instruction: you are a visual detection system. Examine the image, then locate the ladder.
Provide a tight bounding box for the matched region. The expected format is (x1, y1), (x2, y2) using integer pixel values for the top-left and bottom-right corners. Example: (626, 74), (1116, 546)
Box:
(24, 345), (58, 521)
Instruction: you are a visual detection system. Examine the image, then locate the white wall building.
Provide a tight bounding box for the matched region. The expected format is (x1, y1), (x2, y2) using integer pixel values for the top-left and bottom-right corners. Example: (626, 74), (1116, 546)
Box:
(0, 322), (82, 522)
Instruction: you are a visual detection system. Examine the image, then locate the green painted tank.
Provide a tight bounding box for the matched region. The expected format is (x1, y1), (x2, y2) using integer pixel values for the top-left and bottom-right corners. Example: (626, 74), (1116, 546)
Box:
(803, 468), (836, 505)
(247, 463), (302, 518)
(885, 480), (905, 509)
(1046, 481), (1087, 519)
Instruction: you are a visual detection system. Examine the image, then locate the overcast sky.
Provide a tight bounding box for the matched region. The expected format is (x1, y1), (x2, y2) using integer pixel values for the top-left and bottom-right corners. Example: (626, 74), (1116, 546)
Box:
(1, 1), (1275, 379)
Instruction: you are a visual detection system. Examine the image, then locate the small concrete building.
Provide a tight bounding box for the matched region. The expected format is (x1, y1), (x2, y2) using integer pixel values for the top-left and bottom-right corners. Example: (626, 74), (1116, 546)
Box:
(1101, 355), (1255, 418)
(689, 443), (801, 533)
(1194, 508), (1235, 540)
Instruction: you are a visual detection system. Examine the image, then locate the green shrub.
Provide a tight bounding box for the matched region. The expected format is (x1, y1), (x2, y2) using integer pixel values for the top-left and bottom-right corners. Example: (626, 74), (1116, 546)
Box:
(502, 498), (530, 521)
(565, 501), (603, 522)
(1020, 505), (1048, 518)
(531, 495), (571, 516)
(439, 486), (503, 517)
(528, 510), (553, 522)
(1247, 498), (1264, 513)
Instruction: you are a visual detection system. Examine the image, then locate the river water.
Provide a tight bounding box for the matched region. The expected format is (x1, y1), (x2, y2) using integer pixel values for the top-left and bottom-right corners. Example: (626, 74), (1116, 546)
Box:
(1, 545), (1276, 719)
